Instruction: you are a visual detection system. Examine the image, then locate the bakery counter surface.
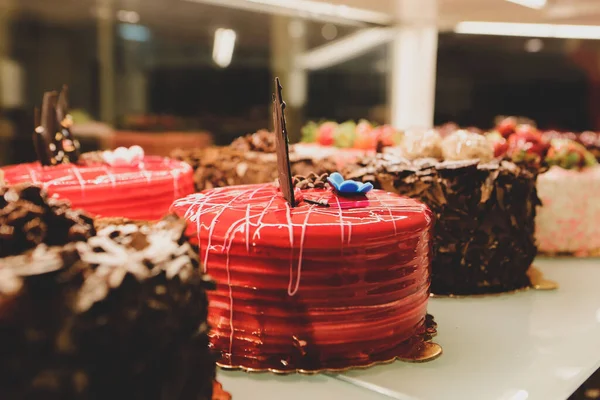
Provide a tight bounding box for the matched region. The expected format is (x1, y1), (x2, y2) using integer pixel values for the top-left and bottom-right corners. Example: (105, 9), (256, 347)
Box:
(217, 258), (600, 400)
(218, 370), (389, 400)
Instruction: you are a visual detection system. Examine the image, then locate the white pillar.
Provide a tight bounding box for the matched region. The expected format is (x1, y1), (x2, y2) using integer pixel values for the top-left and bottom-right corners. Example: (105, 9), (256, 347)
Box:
(390, 0), (438, 130)
(270, 16), (307, 142)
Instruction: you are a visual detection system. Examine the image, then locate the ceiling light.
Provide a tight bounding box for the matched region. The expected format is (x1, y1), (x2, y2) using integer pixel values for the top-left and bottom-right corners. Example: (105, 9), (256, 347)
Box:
(524, 38), (543, 52)
(184, 0), (391, 26)
(505, 0), (547, 10)
(288, 20), (305, 39)
(212, 28), (237, 68)
(455, 22), (600, 40)
(118, 24), (150, 42)
(245, 0), (389, 24)
(296, 28), (395, 70)
(116, 10), (140, 24)
(321, 23), (338, 40)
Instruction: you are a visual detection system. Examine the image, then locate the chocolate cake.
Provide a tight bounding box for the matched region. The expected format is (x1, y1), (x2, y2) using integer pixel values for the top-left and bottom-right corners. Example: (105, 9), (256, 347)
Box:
(0, 184), (95, 258)
(343, 154), (540, 295)
(0, 185), (216, 399)
(171, 130), (336, 191)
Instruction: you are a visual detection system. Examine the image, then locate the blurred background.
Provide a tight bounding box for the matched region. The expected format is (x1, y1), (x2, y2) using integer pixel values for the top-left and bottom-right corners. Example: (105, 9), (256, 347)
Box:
(1, 0), (600, 164)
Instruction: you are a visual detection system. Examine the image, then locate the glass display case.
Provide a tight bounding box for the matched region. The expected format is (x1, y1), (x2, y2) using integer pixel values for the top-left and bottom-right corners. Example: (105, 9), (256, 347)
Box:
(1, 1), (600, 399)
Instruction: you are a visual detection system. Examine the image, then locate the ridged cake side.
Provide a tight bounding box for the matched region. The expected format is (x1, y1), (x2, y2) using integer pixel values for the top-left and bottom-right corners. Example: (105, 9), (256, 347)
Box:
(172, 184), (433, 372)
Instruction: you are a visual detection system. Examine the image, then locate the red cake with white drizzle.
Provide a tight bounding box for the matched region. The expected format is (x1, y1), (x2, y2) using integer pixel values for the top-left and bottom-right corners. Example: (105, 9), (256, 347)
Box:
(172, 181), (435, 371)
(2, 152), (194, 220)
(171, 78), (439, 372)
(1, 87), (194, 221)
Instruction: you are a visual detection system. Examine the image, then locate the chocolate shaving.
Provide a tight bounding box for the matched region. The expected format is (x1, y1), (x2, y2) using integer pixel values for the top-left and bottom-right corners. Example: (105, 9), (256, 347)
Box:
(292, 173), (329, 190)
(78, 151), (106, 165)
(172, 146), (336, 192)
(230, 129), (276, 153)
(0, 184), (95, 258)
(54, 85), (81, 163)
(303, 197), (330, 207)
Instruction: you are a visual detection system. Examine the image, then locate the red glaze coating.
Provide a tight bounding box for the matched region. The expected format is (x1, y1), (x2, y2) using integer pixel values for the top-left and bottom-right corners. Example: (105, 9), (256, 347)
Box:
(172, 183), (434, 372)
(2, 156), (194, 220)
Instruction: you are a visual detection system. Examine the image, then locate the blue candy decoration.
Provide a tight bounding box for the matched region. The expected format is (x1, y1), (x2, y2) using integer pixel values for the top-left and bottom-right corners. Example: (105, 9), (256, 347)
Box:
(327, 172), (373, 195)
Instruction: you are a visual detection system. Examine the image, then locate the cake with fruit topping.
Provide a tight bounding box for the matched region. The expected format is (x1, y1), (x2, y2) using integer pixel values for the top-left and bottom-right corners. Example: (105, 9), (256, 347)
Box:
(535, 139), (599, 256)
(171, 79), (440, 372)
(295, 119), (402, 163)
(489, 118), (600, 256)
(0, 184), (218, 400)
(346, 129), (542, 295)
(1, 88), (194, 221)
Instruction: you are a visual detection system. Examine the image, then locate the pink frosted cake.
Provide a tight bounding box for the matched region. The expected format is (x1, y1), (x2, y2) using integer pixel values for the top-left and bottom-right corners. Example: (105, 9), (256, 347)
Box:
(485, 120), (600, 256)
(536, 165), (600, 256)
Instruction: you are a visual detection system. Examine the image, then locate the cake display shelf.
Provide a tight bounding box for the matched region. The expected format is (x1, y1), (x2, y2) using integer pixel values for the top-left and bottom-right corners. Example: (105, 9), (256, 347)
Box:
(217, 258), (600, 400)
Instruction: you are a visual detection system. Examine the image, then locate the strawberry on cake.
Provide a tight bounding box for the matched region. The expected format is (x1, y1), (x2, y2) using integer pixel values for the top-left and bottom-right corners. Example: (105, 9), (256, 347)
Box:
(295, 119), (402, 166)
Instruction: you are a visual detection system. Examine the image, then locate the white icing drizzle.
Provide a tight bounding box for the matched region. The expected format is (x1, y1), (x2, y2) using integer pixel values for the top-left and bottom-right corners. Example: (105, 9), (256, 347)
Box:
(222, 217), (246, 357)
(334, 197), (345, 251)
(27, 166), (40, 185)
(170, 167), (180, 196)
(71, 164), (86, 195)
(284, 202), (296, 297)
(373, 190), (398, 235)
(347, 221), (352, 245)
(252, 195), (277, 241)
(201, 185), (265, 269)
(141, 170), (152, 184)
(103, 165), (117, 188)
(245, 204), (251, 253)
(171, 185), (421, 301)
(288, 204), (314, 296)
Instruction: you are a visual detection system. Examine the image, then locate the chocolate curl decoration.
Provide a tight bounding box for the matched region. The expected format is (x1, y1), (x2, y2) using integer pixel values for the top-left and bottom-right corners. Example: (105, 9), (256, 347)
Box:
(55, 85), (81, 163)
(34, 92), (59, 166)
(272, 77), (296, 207)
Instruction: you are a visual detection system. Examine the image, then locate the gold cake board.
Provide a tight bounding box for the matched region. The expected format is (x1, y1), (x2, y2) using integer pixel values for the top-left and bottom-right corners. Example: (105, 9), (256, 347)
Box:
(216, 314), (442, 375)
(432, 266), (558, 298)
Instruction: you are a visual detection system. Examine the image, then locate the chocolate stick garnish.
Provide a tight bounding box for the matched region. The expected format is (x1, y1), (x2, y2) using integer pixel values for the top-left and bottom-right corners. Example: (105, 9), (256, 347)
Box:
(34, 92), (58, 166)
(56, 85), (80, 163)
(273, 77), (296, 207)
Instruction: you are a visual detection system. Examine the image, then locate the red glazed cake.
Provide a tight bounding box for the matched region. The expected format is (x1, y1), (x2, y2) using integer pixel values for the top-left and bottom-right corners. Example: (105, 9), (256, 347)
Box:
(171, 181), (436, 372)
(2, 149), (194, 221)
(1, 86), (195, 221)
